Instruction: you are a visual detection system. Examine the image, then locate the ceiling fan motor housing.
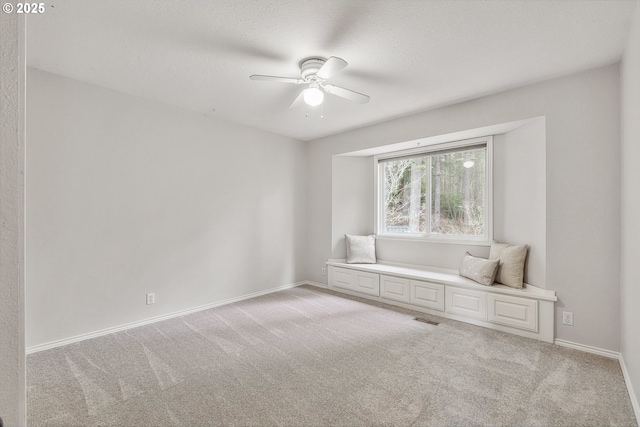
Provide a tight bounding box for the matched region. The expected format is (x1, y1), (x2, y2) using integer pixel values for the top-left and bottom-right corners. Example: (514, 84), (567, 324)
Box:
(299, 58), (326, 81)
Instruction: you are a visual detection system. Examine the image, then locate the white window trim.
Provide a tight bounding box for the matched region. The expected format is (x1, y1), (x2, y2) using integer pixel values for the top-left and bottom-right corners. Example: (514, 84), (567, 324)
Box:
(374, 136), (493, 245)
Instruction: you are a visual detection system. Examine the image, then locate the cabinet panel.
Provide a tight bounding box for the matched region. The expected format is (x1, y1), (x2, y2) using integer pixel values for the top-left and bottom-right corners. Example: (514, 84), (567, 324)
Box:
(330, 266), (379, 296)
(488, 294), (538, 332)
(354, 272), (380, 296)
(332, 267), (354, 291)
(446, 287), (487, 320)
(410, 280), (445, 311)
(380, 275), (410, 303)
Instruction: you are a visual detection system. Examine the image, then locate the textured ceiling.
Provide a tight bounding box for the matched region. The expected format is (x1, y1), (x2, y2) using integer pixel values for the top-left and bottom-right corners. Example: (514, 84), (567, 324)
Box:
(27, 0), (636, 141)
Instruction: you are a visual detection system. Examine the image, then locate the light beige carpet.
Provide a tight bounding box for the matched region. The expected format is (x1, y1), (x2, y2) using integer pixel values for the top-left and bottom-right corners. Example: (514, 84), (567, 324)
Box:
(27, 285), (637, 427)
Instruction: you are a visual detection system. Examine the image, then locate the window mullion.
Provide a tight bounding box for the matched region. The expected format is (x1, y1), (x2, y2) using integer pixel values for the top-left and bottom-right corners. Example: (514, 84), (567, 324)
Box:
(425, 155), (431, 238)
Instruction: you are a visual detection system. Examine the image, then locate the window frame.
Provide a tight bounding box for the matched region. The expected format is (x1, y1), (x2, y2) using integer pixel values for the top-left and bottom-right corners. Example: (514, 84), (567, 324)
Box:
(374, 136), (493, 245)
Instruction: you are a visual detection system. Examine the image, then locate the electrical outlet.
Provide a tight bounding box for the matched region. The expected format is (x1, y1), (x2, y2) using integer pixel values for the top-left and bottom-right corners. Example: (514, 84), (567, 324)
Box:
(321, 267), (326, 276)
(146, 293), (155, 305)
(562, 311), (573, 325)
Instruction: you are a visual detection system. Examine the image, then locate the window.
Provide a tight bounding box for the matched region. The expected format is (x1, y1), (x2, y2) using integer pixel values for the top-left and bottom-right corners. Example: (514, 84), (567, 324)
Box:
(376, 137), (492, 243)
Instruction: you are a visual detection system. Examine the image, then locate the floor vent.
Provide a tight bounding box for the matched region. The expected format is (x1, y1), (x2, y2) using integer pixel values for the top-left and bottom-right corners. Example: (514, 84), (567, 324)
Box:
(414, 317), (439, 326)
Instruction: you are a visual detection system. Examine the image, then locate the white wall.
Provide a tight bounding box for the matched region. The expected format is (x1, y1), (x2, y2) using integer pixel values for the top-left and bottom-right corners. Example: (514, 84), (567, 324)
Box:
(493, 118), (546, 286)
(26, 69), (307, 348)
(308, 64), (620, 351)
(331, 156), (374, 259)
(0, 11), (26, 427)
(621, 2), (640, 418)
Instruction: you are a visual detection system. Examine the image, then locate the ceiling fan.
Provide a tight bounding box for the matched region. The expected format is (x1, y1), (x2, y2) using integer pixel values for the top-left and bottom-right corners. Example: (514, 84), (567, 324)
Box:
(250, 56), (370, 108)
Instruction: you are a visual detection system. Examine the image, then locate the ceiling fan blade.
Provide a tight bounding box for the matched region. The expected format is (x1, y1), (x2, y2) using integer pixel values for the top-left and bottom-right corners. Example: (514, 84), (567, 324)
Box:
(316, 57), (348, 80)
(289, 91), (305, 109)
(250, 75), (304, 84)
(323, 84), (370, 104)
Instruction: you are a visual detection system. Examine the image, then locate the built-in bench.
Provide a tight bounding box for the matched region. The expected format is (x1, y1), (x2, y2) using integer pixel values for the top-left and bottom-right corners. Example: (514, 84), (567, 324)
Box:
(326, 259), (557, 343)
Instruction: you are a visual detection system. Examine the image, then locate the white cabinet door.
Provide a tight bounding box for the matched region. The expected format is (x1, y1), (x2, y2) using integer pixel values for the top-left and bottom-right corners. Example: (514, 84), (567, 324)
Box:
(353, 271), (380, 296)
(410, 280), (445, 311)
(380, 275), (410, 303)
(488, 294), (538, 332)
(330, 266), (380, 297)
(332, 267), (354, 291)
(446, 287), (487, 320)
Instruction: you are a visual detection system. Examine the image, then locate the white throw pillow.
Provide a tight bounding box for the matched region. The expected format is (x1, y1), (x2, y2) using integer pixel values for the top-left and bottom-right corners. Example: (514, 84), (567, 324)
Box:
(345, 234), (377, 264)
(489, 242), (528, 288)
(458, 252), (500, 286)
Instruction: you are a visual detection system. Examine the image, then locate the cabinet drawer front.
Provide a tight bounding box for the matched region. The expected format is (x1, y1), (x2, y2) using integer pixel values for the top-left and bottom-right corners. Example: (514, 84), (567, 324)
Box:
(488, 294), (538, 332)
(446, 287), (487, 320)
(410, 280), (445, 311)
(332, 267), (354, 291)
(354, 271), (380, 296)
(380, 275), (410, 303)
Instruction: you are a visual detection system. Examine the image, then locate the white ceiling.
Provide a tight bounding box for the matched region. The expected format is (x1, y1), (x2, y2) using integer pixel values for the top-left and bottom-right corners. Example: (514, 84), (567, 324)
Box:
(27, 0), (637, 141)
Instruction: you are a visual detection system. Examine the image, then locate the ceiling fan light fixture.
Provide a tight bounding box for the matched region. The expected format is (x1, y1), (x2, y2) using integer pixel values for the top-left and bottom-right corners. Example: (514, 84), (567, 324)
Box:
(250, 56), (370, 108)
(303, 85), (324, 106)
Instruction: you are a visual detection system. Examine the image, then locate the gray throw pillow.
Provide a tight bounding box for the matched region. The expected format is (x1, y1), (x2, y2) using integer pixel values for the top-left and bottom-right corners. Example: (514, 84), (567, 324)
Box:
(345, 234), (377, 264)
(458, 252), (500, 286)
(489, 242), (529, 288)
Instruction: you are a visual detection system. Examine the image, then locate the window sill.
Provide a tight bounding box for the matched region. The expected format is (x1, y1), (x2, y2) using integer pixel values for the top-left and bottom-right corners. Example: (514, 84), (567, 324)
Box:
(375, 234), (491, 246)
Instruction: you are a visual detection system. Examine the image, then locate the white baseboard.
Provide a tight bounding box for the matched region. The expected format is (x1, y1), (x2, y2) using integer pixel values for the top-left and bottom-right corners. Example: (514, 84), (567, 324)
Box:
(555, 339), (639, 425)
(26, 281), (306, 354)
(554, 339), (621, 359)
(620, 355), (640, 424)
